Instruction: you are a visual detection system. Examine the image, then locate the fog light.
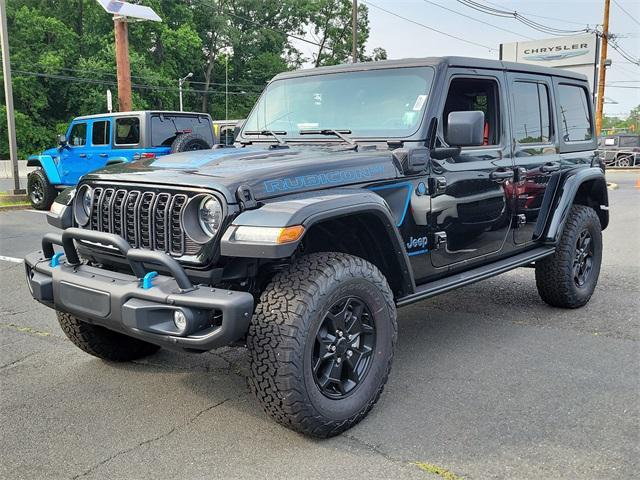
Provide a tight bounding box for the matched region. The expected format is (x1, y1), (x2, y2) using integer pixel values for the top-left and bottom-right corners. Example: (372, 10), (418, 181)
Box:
(173, 310), (188, 333)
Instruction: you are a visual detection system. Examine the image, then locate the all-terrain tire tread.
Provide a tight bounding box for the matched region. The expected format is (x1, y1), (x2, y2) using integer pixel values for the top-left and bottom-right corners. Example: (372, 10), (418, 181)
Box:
(247, 252), (397, 438)
(57, 311), (160, 361)
(28, 168), (57, 210)
(535, 204), (602, 308)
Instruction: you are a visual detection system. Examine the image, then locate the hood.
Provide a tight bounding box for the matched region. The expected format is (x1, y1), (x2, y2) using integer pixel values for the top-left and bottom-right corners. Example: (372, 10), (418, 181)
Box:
(83, 146), (400, 203)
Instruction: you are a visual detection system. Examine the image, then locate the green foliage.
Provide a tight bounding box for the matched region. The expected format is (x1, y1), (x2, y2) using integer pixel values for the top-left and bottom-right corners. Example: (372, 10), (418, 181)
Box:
(602, 105), (640, 135)
(0, 0), (385, 158)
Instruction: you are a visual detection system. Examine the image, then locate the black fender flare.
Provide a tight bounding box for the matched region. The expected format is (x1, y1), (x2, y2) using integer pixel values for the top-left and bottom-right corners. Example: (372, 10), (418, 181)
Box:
(221, 188), (415, 295)
(537, 167), (608, 244)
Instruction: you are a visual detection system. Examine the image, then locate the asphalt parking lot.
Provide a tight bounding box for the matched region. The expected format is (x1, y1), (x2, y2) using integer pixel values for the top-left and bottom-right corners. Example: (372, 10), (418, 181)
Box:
(1, 171), (638, 480)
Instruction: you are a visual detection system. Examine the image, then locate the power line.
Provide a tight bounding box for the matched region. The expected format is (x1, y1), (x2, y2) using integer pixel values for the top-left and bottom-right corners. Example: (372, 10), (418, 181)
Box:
(421, 0), (535, 40)
(11, 62), (266, 90)
(363, 1), (495, 52)
(612, 0), (640, 28)
(483, 0), (600, 27)
(191, 0), (323, 49)
(456, 0), (593, 36)
(11, 69), (257, 95)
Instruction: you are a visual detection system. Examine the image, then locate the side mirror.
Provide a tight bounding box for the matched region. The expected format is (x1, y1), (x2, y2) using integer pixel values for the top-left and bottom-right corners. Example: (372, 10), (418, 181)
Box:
(446, 110), (485, 147)
(57, 134), (68, 147)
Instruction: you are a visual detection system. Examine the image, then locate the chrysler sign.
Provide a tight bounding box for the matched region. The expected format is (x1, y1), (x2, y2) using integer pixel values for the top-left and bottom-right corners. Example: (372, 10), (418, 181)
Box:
(500, 33), (599, 94)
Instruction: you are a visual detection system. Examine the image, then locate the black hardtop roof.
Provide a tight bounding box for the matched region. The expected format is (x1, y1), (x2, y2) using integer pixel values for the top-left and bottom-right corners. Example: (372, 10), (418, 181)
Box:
(272, 56), (588, 83)
(74, 110), (212, 121)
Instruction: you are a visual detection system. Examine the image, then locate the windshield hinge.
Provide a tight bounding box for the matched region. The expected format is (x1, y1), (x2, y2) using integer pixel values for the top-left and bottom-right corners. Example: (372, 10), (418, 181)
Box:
(236, 185), (258, 210)
(387, 140), (404, 149)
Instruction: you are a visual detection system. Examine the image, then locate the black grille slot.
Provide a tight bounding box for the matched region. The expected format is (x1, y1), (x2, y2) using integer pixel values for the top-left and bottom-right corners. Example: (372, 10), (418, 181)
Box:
(84, 186), (199, 257)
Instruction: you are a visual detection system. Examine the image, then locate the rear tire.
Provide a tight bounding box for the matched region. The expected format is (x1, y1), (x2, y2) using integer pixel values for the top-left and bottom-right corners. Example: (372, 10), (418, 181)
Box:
(247, 252), (397, 438)
(535, 205), (602, 308)
(170, 133), (211, 153)
(27, 168), (57, 210)
(57, 311), (160, 361)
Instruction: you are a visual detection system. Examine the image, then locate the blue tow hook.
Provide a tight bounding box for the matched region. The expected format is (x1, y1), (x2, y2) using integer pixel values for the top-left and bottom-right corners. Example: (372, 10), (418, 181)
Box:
(141, 271), (158, 289)
(50, 252), (64, 268)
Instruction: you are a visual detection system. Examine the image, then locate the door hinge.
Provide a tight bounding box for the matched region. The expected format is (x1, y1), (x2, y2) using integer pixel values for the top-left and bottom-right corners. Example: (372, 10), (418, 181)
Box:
(431, 231), (447, 250)
(236, 184), (258, 210)
(516, 213), (527, 228)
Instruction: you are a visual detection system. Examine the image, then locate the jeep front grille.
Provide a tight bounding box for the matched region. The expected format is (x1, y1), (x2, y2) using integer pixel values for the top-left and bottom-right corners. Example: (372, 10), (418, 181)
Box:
(86, 186), (198, 257)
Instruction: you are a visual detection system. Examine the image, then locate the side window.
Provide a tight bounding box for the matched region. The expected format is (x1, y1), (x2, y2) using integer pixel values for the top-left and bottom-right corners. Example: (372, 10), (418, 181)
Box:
(619, 136), (639, 148)
(91, 120), (111, 146)
(557, 84), (593, 142)
(512, 81), (551, 144)
(68, 123), (87, 147)
(115, 117), (140, 145)
(443, 77), (500, 147)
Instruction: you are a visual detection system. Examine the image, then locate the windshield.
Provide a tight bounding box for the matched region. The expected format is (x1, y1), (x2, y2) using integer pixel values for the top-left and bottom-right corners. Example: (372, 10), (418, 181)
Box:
(243, 66), (435, 140)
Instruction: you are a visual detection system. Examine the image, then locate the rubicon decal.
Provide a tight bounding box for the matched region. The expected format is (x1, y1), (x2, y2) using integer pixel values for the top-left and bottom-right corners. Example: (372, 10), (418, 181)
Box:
(264, 165), (386, 193)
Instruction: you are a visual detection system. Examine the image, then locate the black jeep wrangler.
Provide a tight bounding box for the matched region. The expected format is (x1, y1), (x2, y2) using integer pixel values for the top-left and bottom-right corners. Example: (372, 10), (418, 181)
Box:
(25, 57), (608, 438)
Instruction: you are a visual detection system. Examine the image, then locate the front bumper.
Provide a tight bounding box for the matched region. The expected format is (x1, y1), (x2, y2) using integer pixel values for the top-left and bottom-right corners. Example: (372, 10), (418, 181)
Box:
(25, 228), (254, 352)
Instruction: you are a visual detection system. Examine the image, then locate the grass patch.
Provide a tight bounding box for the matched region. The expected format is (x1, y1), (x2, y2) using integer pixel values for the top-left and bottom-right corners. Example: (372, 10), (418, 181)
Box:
(0, 199), (30, 207)
(412, 462), (463, 480)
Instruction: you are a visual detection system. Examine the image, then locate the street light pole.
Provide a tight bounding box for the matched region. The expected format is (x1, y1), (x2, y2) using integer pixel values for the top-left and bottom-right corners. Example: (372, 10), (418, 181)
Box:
(178, 72), (193, 112)
(0, 0), (23, 194)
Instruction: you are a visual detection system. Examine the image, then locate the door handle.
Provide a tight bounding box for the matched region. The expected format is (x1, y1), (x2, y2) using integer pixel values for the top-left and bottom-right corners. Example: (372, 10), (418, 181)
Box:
(541, 162), (560, 172)
(79, 153), (87, 158)
(490, 169), (514, 181)
(99, 153), (108, 158)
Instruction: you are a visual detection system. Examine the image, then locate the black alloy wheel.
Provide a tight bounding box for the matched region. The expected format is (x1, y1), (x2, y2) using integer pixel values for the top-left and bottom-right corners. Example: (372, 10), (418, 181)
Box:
(573, 229), (594, 287)
(312, 296), (376, 399)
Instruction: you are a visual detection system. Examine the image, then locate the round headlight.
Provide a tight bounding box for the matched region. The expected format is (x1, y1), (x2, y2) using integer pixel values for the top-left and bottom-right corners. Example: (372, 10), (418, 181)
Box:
(198, 196), (223, 237)
(74, 185), (92, 226)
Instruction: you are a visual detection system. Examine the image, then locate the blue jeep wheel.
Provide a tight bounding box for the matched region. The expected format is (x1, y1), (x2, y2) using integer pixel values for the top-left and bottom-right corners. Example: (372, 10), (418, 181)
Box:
(27, 168), (57, 210)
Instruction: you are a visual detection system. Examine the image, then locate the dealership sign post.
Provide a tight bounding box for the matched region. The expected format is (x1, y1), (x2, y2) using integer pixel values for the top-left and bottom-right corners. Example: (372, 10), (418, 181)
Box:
(500, 33), (600, 100)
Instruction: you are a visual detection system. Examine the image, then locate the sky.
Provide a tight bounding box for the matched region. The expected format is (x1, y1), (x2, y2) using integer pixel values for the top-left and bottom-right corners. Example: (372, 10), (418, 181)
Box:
(293, 0), (640, 118)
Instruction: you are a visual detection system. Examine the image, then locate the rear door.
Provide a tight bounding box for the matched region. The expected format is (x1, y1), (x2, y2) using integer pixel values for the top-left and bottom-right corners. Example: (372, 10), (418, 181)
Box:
(507, 72), (560, 245)
(87, 118), (112, 171)
(429, 69), (515, 268)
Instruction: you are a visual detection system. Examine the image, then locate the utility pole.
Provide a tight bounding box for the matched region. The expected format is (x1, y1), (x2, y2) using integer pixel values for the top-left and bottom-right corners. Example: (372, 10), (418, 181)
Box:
(0, 0), (23, 194)
(595, 0), (610, 137)
(114, 18), (132, 112)
(352, 0), (358, 63)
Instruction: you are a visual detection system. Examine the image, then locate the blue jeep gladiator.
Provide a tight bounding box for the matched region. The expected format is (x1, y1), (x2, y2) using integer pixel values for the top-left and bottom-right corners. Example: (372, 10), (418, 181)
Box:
(27, 111), (214, 209)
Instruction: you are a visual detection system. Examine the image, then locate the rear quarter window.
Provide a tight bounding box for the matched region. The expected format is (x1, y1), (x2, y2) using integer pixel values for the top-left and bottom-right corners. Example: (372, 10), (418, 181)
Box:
(557, 84), (593, 142)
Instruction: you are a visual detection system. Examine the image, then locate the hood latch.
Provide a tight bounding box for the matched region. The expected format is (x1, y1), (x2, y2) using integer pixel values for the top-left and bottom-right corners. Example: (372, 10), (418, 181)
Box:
(236, 184), (258, 210)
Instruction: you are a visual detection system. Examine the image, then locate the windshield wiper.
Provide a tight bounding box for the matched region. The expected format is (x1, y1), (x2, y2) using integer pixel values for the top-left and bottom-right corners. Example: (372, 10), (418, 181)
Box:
(299, 129), (356, 146)
(244, 130), (287, 145)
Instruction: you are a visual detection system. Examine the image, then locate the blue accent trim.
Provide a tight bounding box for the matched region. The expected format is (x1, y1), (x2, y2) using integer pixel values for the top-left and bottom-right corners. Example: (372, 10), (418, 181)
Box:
(141, 271), (158, 289)
(407, 249), (429, 257)
(50, 252), (64, 267)
(369, 182), (413, 227)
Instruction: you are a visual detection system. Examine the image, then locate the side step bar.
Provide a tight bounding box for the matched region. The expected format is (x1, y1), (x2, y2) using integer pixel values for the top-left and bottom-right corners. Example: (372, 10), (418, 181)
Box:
(396, 247), (555, 308)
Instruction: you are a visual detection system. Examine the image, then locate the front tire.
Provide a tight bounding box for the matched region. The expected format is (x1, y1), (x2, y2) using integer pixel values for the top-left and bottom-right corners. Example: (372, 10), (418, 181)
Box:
(247, 253), (397, 437)
(57, 311), (160, 361)
(535, 205), (602, 308)
(27, 168), (57, 210)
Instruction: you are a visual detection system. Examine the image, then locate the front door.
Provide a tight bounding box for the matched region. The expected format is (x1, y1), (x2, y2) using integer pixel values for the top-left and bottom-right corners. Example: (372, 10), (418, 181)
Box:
(58, 121), (89, 185)
(507, 73), (560, 245)
(429, 71), (515, 268)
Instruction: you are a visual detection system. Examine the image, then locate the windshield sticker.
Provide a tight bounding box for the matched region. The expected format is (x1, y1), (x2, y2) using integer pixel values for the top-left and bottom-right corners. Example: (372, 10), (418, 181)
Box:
(412, 94), (427, 111)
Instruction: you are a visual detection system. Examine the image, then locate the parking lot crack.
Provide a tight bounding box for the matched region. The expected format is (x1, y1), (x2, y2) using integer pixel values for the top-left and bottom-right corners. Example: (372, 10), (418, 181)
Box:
(70, 396), (240, 479)
(0, 352), (37, 371)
